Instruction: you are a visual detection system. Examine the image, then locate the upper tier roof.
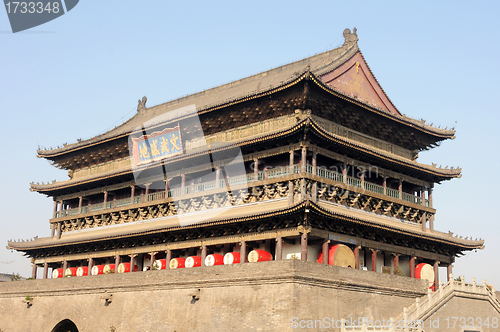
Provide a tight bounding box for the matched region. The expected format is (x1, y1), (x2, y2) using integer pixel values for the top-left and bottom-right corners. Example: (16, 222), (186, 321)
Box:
(37, 28), (455, 160)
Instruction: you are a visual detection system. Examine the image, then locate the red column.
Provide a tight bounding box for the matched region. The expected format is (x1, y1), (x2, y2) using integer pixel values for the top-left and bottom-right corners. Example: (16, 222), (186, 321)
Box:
(447, 264), (453, 282)
(354, 246), (360, 269)
(57, 222), (62, 240)
(201, 245), (207, 266)
(115, 254), (121, 268)
(31, 263), (37, 279)
(428, 187), (433, 208)
(131, 185), (135, 199)
(275, 236), (282, 260)
(130, 255), (136, 272)
(322, 239), (329, 264)
(166, 250), (171, 268)
(88, 258), (94, 276)
(422, 213), (427, 232)
(43, 262), (48, 279)
(433, 261), (439, 291)
(371, 249), (378, 272)
(240, 240), (246, 264)
(409, 256), (416, 278)
(301, 232), (308, 261)
(393, 254), (400, 268)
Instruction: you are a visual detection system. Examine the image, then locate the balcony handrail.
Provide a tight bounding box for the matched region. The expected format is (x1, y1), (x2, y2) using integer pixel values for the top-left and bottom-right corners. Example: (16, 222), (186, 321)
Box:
(56, 163), (428, 217)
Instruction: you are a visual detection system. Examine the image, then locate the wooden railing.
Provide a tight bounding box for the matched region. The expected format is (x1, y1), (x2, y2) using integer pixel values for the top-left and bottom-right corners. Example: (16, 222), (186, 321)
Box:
(55, 164), (428, 218)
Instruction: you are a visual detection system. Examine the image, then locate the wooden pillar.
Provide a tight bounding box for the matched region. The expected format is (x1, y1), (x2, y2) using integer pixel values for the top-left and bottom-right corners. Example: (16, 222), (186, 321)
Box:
(409, 256), (416, 278)
(103, 191), (108, 209)
(393, 253), (400, 270)
(342, 162), (347, 184)
(51, 223), (55, 239)
(275, 236), (282, 260)
(31, 263), (37, 279)
(288, 181), (294, 206)
(300, 232), (308, 261)
(354, 246), (360, 269)
(371, 249), (378, 272)
(131, 185), (135, 199)
(300, 146), (307, 173)
(130, 254), (136, 272)
(421, 186), (426, 205)
(201, 245), (207, 266)
(398, 179), (403, 199)
(57, 222), (62, 240)
(150, 252), (157, 265)
(43, 262), (48, 279)
(289, 150), (294, 174)
(382, 177), (387, 195)
(428, 187), (433, 208)
(312, 151), (317, 176)
(433, 261), (439, 291)
(322, 239), (329, 264)
(421, 213), (427, 232)
(145, 183), (151, 196)
(447, 264), (453, 282)
(88, 258), (94, 276)
(115, 254), (121, 268)
(360, 170), (365, 189)
(215, 168), (220, 188)
(62, 260), (68, 272)
(166, 250), (171, 268)
(52, 200), (58, 218)
(253, 158), (259, 180)
(429, 215), (434, 232)
(181, 174), (186, 194)
(240, 240), (246, 264)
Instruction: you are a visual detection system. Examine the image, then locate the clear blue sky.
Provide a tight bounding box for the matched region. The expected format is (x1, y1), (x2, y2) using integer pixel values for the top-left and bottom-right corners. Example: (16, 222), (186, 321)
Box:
(1, 1), (499, 286)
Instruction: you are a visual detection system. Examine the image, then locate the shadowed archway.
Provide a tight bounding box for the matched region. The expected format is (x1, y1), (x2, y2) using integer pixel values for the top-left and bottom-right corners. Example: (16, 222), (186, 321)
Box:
(51, 319), (79, 332)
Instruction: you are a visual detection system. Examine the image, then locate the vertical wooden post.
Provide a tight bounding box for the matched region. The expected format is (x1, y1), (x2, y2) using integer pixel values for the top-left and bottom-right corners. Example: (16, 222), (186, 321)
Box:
(63, 260), (68, 273)
(31, 263), (37, 279)
(150, 252), (156, 265)
(360, 170), (365, 189)
(429, 215), (434, 232)
(57, 222), (62, 240)
(398, 179), (403, 199)
(130, 185), (135, 200)
(201, 245), (207, 266)
(51, 223), (55, 239)
(53, 200), (58, 218)
(181, 174), (186, 194)
(428, 187), (433, 208)
(312, 151), (317, 176)
(301, 232), (308, 261)
(422, 213), (427, 232)
(447, 264), (453, 282)
(289, 150), (294, 174)
(215, 168), (220, 188)
(275, 236), (282, 260)
(371, 249), (378, 272)
(115, 254), (121, 268)
(166, 249), (171, 268)
(253, 158), (259, 180)
(322, 239), (329, 264)
(342, 162), (347, 184)
(382, 177), (387, 195)
(354, 246), (360, 269)
(410, 256), (416, 278)
(288, 181), (294, 206)
(88, 258), (94, 276)
(130, 254), (136, 272)
(240, 240), (246, 264)
(43, 262), (48, 279)
(103, 191), (108, 209)
(301, 146), (307, 173)
(433, 261), (440, 291)
(145, 183), (151, 196)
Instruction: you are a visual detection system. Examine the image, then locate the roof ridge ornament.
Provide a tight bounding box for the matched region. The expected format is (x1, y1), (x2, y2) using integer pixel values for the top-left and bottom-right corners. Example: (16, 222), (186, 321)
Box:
(342, 28), (358, 47)
(137, 96), (147, 113)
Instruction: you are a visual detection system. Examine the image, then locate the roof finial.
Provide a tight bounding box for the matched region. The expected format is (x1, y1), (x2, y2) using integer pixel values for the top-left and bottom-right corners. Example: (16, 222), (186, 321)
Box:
(137, 96), (147, 113)
(343, 28), (358, 46)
